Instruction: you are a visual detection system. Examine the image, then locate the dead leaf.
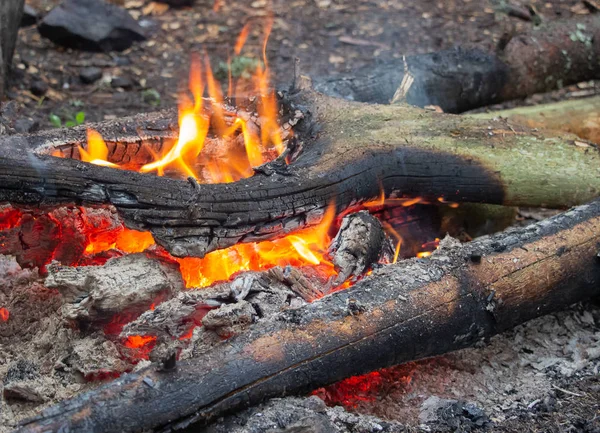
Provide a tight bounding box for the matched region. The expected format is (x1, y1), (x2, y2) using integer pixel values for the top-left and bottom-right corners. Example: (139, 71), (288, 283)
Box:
(142, 2), (169, 16)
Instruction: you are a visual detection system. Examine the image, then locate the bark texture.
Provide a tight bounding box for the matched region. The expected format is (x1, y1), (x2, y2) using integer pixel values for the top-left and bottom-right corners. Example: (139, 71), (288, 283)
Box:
(472, 96), (600, 144)
(0, 92), (599, 257)
(17, 198), (600, 433)
(0, 0), (24, 100)
(315, 15), (600, 113)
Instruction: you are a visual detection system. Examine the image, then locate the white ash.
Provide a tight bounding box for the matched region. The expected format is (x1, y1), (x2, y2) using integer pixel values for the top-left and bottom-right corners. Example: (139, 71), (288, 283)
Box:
(199, 396), (404, 433)
(45, 253), (184, 323)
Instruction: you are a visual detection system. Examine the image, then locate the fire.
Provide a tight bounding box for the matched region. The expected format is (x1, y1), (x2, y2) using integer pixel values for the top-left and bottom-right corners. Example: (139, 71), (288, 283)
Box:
(174, 202), (336, 288)
(0, 307), (9, 322)
(60, 21), (284, 185)
(79, 130), (118, 168)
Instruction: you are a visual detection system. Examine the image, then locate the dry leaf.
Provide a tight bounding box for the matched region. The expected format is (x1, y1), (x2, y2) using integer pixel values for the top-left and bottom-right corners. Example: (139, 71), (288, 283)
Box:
(142, 2), (169, 16)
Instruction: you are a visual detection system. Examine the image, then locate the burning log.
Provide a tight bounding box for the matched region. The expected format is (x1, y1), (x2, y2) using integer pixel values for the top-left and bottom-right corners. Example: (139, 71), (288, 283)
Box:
(315, 15), (600, 113)
(17, 197), (600, 433)
(0, 90), (599, 257)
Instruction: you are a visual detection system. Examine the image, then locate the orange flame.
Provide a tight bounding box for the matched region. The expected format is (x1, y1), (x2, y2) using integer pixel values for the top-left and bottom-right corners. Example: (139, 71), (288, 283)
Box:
(234, 23), (251, 55)
(0, 307), (9, 322)
(79, 130), (118, 168)
(176, 202), (336, 287)
(58, 20), (285, 184)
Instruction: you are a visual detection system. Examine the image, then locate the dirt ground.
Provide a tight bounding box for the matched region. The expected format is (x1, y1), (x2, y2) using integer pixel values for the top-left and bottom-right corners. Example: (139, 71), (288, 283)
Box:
(9, 0), (595, 130)
(2, 0), (600, 432)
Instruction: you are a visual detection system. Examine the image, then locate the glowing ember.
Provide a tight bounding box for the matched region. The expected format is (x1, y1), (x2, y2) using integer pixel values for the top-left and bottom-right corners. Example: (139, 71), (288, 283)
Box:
(313, 371), (384, 408)
(124, 335), (157, 349)
(0, 307), (9, 322)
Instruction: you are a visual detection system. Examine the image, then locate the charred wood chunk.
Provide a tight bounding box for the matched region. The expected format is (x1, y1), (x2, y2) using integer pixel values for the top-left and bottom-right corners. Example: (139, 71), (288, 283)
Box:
(202, 300), (256, 338)
(329, 211), (392, 285)
(45, 254), (184, 325)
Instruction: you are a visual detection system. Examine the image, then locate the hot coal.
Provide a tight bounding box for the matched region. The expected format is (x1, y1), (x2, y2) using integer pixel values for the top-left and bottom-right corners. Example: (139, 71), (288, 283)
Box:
(121, 267), (313, 359)
(38, 0), (146, 52)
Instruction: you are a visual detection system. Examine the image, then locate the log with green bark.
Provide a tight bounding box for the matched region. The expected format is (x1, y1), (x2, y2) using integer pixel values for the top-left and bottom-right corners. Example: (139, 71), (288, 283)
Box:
(472, 95), (600, 144)
(315, 15), (600, 113)
(0, 89), (599, 257)
(16, 197), (600, 433)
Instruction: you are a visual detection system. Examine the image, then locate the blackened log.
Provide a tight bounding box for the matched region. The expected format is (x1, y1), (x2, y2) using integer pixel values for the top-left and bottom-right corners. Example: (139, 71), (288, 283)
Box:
(16, 198), (600, 433)
(315, 15), (600, 113)
(0, 0), (24, 99)
(0, 91), (599, 257)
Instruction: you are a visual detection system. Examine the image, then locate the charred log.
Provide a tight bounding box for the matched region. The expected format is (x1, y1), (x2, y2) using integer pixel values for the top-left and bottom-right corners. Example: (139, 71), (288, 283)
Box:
(17, 197), (600, 433)
(315, 15), (600, 113)
(0, 91), (599, 257)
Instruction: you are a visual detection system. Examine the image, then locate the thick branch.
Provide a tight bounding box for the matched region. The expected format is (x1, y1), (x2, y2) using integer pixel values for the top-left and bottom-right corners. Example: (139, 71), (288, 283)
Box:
(17, 198), (600, 433)
(472, 95), (600, 144)
(0, 92), (599, 257)
(315, 15), (600, 113)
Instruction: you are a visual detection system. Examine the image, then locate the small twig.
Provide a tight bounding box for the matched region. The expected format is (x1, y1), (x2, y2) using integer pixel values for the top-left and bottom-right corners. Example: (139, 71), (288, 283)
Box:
(552, 385), (584, 397)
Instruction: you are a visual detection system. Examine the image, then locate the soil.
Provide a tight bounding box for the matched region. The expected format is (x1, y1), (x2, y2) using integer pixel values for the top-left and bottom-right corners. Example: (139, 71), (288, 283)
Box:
(6, 0), (599, 130)
(1, 1), (600, 432)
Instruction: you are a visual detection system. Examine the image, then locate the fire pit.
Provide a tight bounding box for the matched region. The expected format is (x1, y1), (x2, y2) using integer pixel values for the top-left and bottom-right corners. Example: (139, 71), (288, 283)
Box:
(1, 13), (600, 433)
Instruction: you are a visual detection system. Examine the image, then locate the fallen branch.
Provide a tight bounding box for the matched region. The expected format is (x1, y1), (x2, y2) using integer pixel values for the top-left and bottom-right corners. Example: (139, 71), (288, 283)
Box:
(472, 95), (600, 144)
(1, 91), (599, 257)
(315, 15), (600, 113)
(17, 198), (600, 433)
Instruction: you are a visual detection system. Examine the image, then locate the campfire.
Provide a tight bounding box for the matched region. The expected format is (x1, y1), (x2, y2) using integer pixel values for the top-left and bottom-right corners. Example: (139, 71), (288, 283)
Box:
(1, 5), (600, 433)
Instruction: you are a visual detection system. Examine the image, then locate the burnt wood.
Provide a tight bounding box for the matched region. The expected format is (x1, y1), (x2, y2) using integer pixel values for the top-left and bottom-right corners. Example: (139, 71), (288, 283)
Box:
(16, 198), (600, 433)
(0, 0), (24, 99)
(315, 15), (600, 113)
(0, 91), (599, 257)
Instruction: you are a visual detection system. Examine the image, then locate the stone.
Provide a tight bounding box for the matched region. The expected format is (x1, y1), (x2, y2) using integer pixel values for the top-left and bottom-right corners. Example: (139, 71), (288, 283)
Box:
(20, 4), (39, 27)
(79, 66), (103, 84)
(13, 117), (39, 133)
(38, 0), (146, 52)
(30, 80), (48, 96)
(111, 76), (135, 89)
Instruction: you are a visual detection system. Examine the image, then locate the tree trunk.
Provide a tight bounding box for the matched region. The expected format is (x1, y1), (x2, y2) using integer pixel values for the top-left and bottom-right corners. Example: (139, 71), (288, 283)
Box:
(0, 0), (24, 100)
(17, 197), (600, 433)
(472, 96), (600, 144)
(315, 15), (600, 113)
(1, 91), (599, 257)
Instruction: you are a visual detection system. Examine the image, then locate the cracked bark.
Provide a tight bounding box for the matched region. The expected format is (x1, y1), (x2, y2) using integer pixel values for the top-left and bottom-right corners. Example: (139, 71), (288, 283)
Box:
(0, 91), (599, 258)
(16, 197), (600, 433)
